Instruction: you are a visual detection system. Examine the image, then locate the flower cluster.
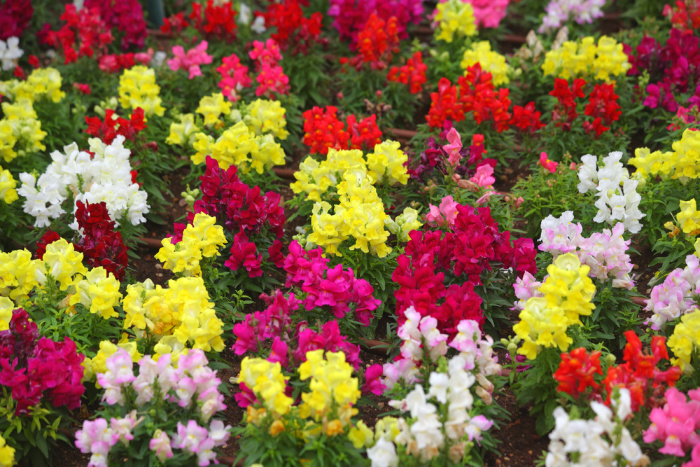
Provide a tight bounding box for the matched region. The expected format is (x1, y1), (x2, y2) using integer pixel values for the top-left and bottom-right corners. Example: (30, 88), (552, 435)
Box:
(46, 4), (113, 64)
(0, 248), (46, 303)
(553, 347), (603, 398)
(677, 199), (700, 235)
(156, 213), (227, 277)
(644, 254), (700, 329)
(342, 13), (400, 70)
(460, 41), (511, 86)
(433, 0), (477, 43)
(191, 120), (286, 175)
(628, 29), (700, 113)
(0, 0), (32, 40)
(643, 387), (700, 461)
(0, 165), (17, 204)
(513, 253), (595, 360)
(383, 308), (501, 400)
(167, 40), (213, 79)
(387, 51), (428, 94)
(283, 240), (381, 325)
(0, 434), (13, 467)
(188, 0), (237, 42)
(83, 0), (147, 50)
(542, 36), (630, 82)
(395, 204), (537, 335)
(250, 38), (289, 98)
(0, 98), (47, 163)
(546, 389), (648, 466)
(263, 0), (323, 55)
(291, 143), (408, 202)
(216, 53), (251, 102)
(0, 67), (66, 103)
(577, 152), (645, 233)
(630, 128), (700, 182)
(668, 308), (700, 371)
(427, 64), (512, 131)
(237, 357), (292, 416)
(85, 107), (146, 145)
(77, 349), (229, 467)
(538, 212), (635, 288)
(18, 135), (150, 228)
(0, 309), (85, 415)
(123, 276), (225, 353)
(118, 65), (165, 118)
(539, 0), (608, 34)
(582, 82), (621, 137)
(302, 106), (382, 155)
(377, 352), (495, 465)
(603, 331), (681, 411)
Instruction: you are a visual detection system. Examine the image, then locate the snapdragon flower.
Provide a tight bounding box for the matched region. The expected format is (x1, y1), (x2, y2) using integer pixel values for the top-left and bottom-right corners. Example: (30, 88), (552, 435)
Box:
(539, 0), (608, 34)
(0, 36), (22, 71)
(577, 152), (645, 233)
(18, 136), (149, 228)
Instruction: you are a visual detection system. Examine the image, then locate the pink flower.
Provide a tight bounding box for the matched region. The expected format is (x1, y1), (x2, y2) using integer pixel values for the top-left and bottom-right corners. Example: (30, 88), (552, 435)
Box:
(470, 164), (495, 187)
(362, 364), (386, 395)
(167, 41), (213, 79)
(149, 430), (173, 462)
(643, 387), (700, 457)
(73, 83), (92, 94)
(249, 39), (282, 66)
(538, 152), (558, 173)
(268, 337), (289, 368)
(255, 62), (290, 97)
(217, 53), (252, 102)
(172, 420), (208, 453)
(443, 127), (463, 166)
(426, 195), (459, 228)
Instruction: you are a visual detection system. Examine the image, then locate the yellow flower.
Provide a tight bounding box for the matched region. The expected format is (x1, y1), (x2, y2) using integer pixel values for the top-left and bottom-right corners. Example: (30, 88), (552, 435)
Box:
(513, 253), (595, 359)
(348, 420), (373, 448)
(668, 309), (700, 371)
(677, 200), (700, 235)
(10, 67), (65, 103)
(244, 99), (289, 140)
(239, 357), (292, 416)
(434, 0), (476, 43)
(461, 41), (511, 86)
(246, 405), (267, 425)
(42, 239), (87, 291)
(69, 267), (122, 319)
(196, 92), (231, 127)
(0, 249), (45, 302)
(85, 339), (142, 382)
(119, 66), (165, 117)
(166, 113), (198, 147)
(631, 129), (700, 182)
(0, 433), (15, 467)
(0, 98), (47, 162)
(366, 140), (409, 185)
(298, 350), (360, 422)
(0, 297), (13, 332)
(0, 167), (18, 203)
(542, 36), (630, 82)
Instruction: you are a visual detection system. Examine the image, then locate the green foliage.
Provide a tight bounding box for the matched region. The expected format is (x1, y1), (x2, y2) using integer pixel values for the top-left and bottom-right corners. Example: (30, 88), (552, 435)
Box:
(512, 347), (561, 436)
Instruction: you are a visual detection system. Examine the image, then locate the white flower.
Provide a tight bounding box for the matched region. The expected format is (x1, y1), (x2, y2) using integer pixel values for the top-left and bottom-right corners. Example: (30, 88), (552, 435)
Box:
(427, 372), (449, 403)
(238, 2), (252, 24)
(0, 37), (23, 71)
(251, 16), (266, 34)
(577, 154), (599, 193)
(367, 436), (399, 467)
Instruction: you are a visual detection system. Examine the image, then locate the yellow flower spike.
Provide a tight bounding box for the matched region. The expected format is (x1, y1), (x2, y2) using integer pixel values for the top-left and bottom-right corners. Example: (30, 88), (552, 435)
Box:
(69, 267), (122, 319)
(196, 92), (232, 127)
(0, 433), (15, 467)
(42, 239), (88, 291)
(325, 419), (344, 436)
(118, 66), (165, 117)
(677, 199), (700, 234)
(434, 0), (477, 43)
(0, 297), (13, 331)
(244, 99), (289, 140)
(367, 140), (409, 185)
(668, 309), (700, 371)
(348, 421), (373, 448)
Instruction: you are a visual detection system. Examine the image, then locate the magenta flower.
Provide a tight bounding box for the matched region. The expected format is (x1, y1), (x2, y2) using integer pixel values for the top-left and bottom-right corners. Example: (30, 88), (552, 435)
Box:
(362, 364), (386, 395)
(268, 337), (289, 368)
(538, 152), (558, 173)
(216, 53), (252, 101)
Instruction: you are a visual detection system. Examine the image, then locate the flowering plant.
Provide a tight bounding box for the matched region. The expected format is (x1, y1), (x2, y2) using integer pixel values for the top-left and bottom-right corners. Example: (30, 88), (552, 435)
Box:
(76, 349), (230, 467)
(0, 308), (84, 463)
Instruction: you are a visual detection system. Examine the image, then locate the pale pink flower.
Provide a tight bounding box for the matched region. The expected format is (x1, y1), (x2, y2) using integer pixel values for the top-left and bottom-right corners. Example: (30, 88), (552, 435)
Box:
(470, 164), (495, 187)
(149, 430), (173, 462)
(443, 128), (463, 167)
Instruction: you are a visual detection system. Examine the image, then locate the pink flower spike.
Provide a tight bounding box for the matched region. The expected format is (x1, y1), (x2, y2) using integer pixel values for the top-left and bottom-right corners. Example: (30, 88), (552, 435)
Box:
(443, 127), (463, 167)
(470, 164), (495, 187)
(538, 152), (558, 173)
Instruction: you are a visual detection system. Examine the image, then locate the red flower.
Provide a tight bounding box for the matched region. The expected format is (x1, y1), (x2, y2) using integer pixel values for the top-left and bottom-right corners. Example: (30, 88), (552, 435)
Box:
(426, 78), (465, 128)
(549, 78), (586, 131)
(387, 51), (427, 94)
(28, 55), (39, 68)
(84, 107), (147, 144)
(189, 0), (237, 42)
(554, 348), (603, 398)
(509, 102), (545, 133)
